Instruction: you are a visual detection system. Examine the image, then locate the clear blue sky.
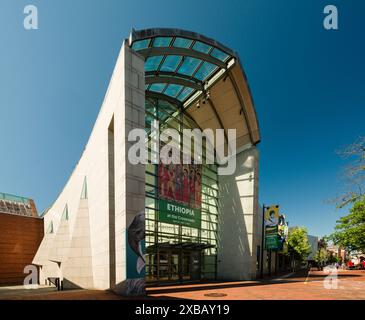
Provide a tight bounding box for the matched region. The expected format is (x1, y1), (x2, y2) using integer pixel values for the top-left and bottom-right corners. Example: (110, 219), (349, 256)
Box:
(1, 0), (364, 237)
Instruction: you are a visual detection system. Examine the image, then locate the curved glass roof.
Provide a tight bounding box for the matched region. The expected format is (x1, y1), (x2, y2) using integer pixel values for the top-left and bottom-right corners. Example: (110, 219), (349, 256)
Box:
(129, 29), (236, 104)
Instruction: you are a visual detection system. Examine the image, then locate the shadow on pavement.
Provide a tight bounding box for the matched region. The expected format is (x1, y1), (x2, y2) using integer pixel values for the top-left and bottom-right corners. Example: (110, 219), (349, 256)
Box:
(147, 271), (363, 296)
(147, 280), (300, 295)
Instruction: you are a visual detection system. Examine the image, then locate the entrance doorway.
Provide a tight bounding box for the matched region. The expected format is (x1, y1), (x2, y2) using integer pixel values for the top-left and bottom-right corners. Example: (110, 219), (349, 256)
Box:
(160, 249), (201, 283)
(155, 251), (182, 282)
(146, 248), (203, 284)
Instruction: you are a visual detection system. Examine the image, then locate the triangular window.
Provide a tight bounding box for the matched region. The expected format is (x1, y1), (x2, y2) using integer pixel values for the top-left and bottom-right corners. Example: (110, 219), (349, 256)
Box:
(61, 204), (69, 221)
(81, 176), (88, 199)
(46, 221), (53, 234)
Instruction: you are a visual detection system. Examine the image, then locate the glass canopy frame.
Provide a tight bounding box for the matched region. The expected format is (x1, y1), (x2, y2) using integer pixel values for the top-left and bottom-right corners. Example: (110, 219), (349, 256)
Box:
(129, 28), (237, 106)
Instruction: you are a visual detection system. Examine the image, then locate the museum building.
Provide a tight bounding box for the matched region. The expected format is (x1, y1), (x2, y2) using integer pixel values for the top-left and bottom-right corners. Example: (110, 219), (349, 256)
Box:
(32, 28), (261, 294)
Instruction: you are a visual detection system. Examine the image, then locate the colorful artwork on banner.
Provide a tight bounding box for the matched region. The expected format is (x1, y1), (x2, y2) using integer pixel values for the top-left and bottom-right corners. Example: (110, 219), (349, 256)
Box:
(157, 145), (202, 228)
(278, 214), (289, 252)
(265, 205), (280, 250)
(125, 211), (146, 295)
(265, 205), (280, 227)
(158, 163), (202, 209)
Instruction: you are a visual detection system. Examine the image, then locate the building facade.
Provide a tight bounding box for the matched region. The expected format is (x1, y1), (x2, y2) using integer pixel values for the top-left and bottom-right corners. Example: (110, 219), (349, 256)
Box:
(0, 193), (43, 286)
(33, 28), (261, 295)
(307, 235), (319, 261)
(327, 245), (346, 262)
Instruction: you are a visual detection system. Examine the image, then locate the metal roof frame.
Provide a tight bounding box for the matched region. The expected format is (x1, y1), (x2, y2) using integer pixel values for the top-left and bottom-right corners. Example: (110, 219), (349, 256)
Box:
(129, 28), (261, 146)
(130, 28), (235, 104)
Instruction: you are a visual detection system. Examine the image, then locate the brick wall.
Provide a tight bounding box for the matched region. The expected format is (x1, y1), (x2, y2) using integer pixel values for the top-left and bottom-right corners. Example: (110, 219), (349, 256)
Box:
(0, 212), (44, 286)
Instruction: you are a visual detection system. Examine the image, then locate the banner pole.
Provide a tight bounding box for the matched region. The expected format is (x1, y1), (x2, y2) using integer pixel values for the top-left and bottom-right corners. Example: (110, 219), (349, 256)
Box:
(275, 251), (278, 275)
(260, 204), (265, 279)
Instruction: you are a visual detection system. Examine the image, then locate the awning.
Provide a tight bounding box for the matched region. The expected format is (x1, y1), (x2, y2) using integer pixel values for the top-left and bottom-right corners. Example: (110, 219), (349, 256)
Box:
(147, 242), (215, 252)
(129, 28), (261, 149)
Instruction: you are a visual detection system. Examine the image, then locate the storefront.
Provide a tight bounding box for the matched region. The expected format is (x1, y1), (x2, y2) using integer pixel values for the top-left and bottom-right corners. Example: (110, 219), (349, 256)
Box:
(146, 242), (215, 283)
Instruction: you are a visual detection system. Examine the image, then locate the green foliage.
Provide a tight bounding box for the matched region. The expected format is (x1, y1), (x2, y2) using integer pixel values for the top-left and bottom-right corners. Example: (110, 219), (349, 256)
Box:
(287, 227), (311, 261)
(329, 196), (365, 252)
(335, 137), (365, 208)
(314, 248), (328, 264)
(328, 255), (340, 264)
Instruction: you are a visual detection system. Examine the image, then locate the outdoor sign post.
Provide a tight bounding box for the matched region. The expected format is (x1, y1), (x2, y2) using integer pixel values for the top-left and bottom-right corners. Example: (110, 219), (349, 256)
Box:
(264, 205), (280, 277)
(260, 204), (265, 279)
(275, 251), (278, 275)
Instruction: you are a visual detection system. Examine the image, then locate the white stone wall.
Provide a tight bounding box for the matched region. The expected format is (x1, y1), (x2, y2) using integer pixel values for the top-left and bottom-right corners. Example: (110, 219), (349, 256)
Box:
(32, 35), (261, 288)
(33, 42), (145, 290)
(217, 146), (259, 280)
(113, 41), (145, 292)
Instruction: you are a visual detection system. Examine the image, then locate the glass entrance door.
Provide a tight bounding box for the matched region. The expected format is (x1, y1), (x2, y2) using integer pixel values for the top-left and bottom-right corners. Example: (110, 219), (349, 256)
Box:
(157, 250), (179, 282)
(191, 251), (201, 281)
(170, 252), (179, 281)
(182, 250), (201, 281)
(158, 251), (169, 281)
(151, 248), (203, 284)
(182, 251), (191, 280)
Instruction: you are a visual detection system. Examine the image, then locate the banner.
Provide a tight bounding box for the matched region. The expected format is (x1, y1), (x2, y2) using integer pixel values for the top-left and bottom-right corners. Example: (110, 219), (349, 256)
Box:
(265, 205), (280, 250)
(278, 214), (289, 252)
(158, 199), (201, 228)
(123, 211), (146, 296)
(265, 225), (280, 250)
(278, 215), (288, 240)
(265, 205), (279, 227)
(158, 163), (202, 209)
(158, 159), (202, 229)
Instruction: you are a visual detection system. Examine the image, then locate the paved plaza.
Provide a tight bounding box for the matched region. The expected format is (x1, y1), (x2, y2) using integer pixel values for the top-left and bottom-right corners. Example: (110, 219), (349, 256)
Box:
(147, 269), (365, 300)
(0, 269), (364, 300)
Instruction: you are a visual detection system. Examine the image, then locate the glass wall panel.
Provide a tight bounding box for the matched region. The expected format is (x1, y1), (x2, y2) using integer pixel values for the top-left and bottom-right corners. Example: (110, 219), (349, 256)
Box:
(145, 96), (219, 283)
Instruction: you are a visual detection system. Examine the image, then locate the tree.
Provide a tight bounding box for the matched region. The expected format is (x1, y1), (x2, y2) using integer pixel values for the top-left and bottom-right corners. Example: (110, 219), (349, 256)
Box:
(329, 196), (365, 252)
(314, 248), (329, 265)
(287, 227), (311, 270)
(334, 137), (365, 208)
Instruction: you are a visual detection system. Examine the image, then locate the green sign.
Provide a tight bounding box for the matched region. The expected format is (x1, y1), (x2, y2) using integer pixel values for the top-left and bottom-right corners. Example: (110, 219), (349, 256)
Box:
(158, 199), (201, 229)
(265, 225), (280, 250)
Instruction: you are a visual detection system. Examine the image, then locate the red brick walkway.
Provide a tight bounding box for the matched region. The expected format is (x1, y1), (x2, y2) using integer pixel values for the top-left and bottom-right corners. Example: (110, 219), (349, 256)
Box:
(147, 269), (365, 300)
(1, 269), (364, 300)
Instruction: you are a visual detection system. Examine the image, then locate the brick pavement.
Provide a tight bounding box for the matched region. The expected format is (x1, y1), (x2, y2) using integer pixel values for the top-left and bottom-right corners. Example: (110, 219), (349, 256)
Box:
(147, 269), (365, 300)
(1, 269), (364, 300)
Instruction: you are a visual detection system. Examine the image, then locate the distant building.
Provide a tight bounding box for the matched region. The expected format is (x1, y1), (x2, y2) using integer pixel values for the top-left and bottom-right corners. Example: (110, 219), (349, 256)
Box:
(327, 245), (346, 262)
(0, 192), (43, 286)
(307, 235), (318, 261)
